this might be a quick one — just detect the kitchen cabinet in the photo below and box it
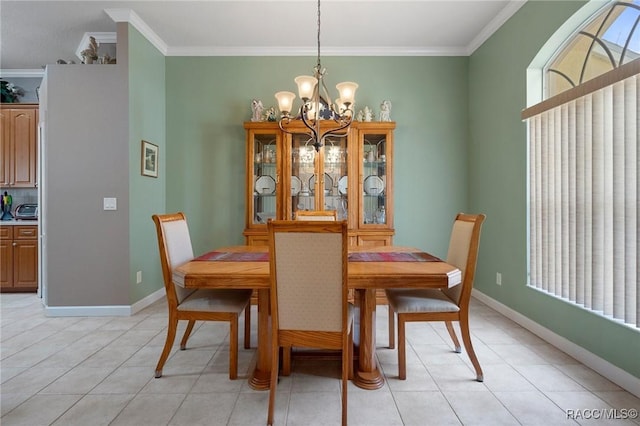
[243,121,395,246]
[0,225,38,292]
[0,104,38,188]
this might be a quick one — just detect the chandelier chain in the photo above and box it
[316,0,322,71]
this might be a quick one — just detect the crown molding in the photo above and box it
[166,45,469,57]
[104,8,168,55]
[465,0,527,55]
[0,69,45,78]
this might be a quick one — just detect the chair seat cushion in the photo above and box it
[178,288,252,313]
[385,288,459,313]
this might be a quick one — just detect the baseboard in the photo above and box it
[472,289,640,399]
[44,287,166,317]
[131,287,166,314]
[45,305,132,317]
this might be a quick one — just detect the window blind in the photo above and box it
[527,73,638,328]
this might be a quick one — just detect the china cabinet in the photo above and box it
[0,104,38,188]
[243,121,395,247]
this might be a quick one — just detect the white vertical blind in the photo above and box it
[528,74,639,328]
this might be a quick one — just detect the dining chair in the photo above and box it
[151,212,253,380]
[267,220,353,426]
[294,209,338,221]
[386,213,486,381]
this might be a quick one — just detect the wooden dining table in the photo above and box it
[172,244,461,390]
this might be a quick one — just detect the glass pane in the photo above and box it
[584,42,615,83]
[323,136,348,220]
[291,134,316,216]
[547,34,594,96]
[622,25,640,64]
[253,134,277,224]
[545,1,640,98]
[362,134,387,225]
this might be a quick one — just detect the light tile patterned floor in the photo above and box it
[1,293,638,425]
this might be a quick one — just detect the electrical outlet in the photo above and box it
[136,271,142,284]
[496,272,502,286]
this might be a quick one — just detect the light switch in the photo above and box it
[103,197,117,210]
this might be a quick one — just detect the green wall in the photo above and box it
[468,1,639,377]
[127,0,638,379]
[128,26,166,303]
[164,56,469,257]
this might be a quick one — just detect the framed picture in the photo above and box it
[141,140,158,178]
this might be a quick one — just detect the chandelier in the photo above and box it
[274,0,358,152]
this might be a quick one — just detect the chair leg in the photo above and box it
[155,315,178,378]
[397,315,406,380]
[267,339,280,425]
[244,305,251,349]
[445,321,461,353]
[459,315,483,382]
[180,320,196,350]
[388,305,395,349]
[282,346,292,376]
[229,316,238,380]
[342,334,349,426]
[348,327,354,380]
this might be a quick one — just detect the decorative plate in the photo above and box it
[364,175,385,195]
[338,176,348,195]
[309,173,333,193]
[255,175,276,194]
[291,176,302,196]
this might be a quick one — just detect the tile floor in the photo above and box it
[1,293,639,425]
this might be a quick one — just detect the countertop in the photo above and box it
[0,219,39,226]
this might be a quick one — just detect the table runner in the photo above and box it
[195,250,441,262]
[194,251,270,262]
[348,252,441,262]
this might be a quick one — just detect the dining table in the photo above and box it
[172,244,461,390]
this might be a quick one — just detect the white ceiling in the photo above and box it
[1,0,526,73]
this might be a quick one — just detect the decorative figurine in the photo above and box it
[379,100,392,121]
[363,106,373,122]
[251,99,264,122]
[265,106,277,122]
[81,36,99,64]
[356,109,365,122]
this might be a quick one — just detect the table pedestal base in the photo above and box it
[249,289,271,391]
[353,370,385,390]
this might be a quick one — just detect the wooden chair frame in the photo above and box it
[152,212,252,380]
[294,210,338,221]
[267,220,352,426]
[387,213,486,382]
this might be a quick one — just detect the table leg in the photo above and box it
[248,289,271,390]
[352,288,384,389]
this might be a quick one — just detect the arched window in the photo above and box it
[523,0,639,329]
[546,0,639,97]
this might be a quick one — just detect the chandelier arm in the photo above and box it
[320,118,353,141]
[299,105,321,150]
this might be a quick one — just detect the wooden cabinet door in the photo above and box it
[0,238,13,289]
[13,239,38,289]
[10,108,37,188]
[0,109,9,186]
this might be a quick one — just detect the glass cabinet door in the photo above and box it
[287,134,349,219]
[321,136,349,220]
[250,131,279,225]
[360,133,388,226]
[288,133,318,217]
